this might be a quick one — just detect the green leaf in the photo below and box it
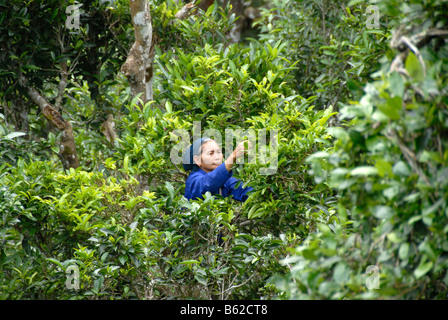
[165,181,175,199]
[4,132,26,139]
[194,268,208,285]
[123,155,129,172]
[75,39,84,50]
[165,101,172,113]
[180,260,200,267]
[306,151,329,162]
[333,262,349,284]
[375,159,392,177]
[419,151,443,164]
[119,255,128,265]
[422,198,444,219]
[248,204,261,219]
[372,205,394,219]
[22,64,41,70]
[378,96,402,120]
[414,260,433,279]
[418,240,437,262]
[399,243,409,260]
[392,161,410,177]
[389,71,404,97]
[46,258,64,269]
[348,0,364,5]
[205,1,215,16]
[387,232,402,243]
[351,166,378,176]
[405,52,424,83]
[94,277,104,292]
[143,148,151,165]
[301,248,318,261]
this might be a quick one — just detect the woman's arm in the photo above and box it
[225,140,251,172]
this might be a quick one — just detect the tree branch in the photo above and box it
[100,113,118,146]
[389,28,448,76]
[55,61,69,111]
[19,75,79,170]
[175,1,196,20]
[122,0,155,105]
[384,129,433,193]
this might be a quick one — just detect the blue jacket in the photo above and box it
[184,163,253,202]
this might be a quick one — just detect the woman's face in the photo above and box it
[193,140,223,173]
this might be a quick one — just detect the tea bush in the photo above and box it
[256,0,395,113]
[275,0,448,299]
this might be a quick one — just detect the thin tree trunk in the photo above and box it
[22,78,79,170]
[121,0,155,106]
[121,0,201,107]
[222,0,244,42]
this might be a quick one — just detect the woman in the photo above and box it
[182,137,253,202]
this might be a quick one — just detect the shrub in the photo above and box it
[275,0,448,299]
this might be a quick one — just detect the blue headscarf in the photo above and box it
[182,137,211,172]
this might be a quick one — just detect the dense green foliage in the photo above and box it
[1,0,447,300]
[257,0,393,112]
[275,0,448,299]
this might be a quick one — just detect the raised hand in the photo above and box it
[225,140,252,172]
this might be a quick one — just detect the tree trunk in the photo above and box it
[122,0,203,106]
[121,0,155,106]
[23,82,79,170]
[222,0,244,42]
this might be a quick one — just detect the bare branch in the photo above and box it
[389,28,448,77]
[401,36,426,77]
[55,61,69,111]
[100,113,118,145]
[20,75,79,170]
[175,1,196,20]
[384,129,432,190]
